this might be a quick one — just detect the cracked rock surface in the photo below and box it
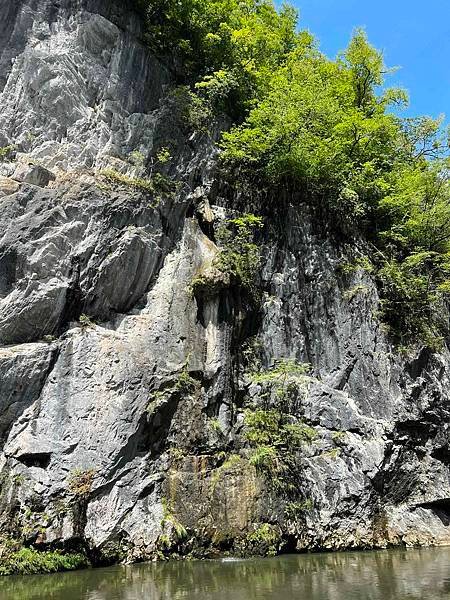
[1,0,450,562]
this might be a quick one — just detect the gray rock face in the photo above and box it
[12,162,55,187]
[1,0,450,564]
[0,0,170,171]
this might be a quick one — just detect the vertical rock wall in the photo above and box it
[1,0,450,563]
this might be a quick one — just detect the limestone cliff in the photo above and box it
[1,0,450,564]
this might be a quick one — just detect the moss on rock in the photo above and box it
[0,543,89,576]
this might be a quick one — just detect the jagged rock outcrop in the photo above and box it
[1,0,450,564]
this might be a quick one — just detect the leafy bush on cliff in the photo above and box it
[191,214,263,299]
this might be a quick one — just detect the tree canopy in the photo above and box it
[138,0,450,348]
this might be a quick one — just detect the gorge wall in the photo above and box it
[1,0,450,564]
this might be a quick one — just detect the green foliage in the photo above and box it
[168,447,186,463]
[245,409,282,447]
[67,468,96,499]
[244,409,316,451]
[249,359,312,415]
[149,147,172,177]
[244,407,317,488]
[219,453,242,469]
[129,150,145,166]
[138,0,301,117]
[379,164,450,253]
[331,431,347,443]
[244,360,316,509]
[160,497,188,542]
[209,417,223,434]
[322,448,341,459]
[244,523,281,556]
[20,505,51,541]
[399,115,450,161]
[283,422,317,445]
[377,255,448,348]
[148,365,198,412]
[343,284,369,302]
[156,147,171,164]
[338,255,374,276]
[78,314,95,329]
[219,22,450,347]
[284,498,313,519]
[42,334,56,343]
[215,214,264,291]
[0,145,15,162]
[165,85,212,131]
[100,169,154,192]
[248,444,278,473]
[191,213,263,298]
[12,474,26,486]
[373,164,450,344]
[221,28,407,215]
[250,358,311,385]
[0,545,88,576]
[245,359,315,485]
[99,168,179,200]
[136,1,450,346]
[175,364,197,393]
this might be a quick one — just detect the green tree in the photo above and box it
[138,1,450,347]
[220,25,450,346]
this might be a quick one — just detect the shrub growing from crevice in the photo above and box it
[66,468,96,540]
[244,406,316,493]
[239,523,282,557]
[67,469,96,500]
[78,314,96,329]
[156,497,188,555]
[191,213,263,300]
[245,408,316,477]
[0,145,15,162]
[243,359,316,519]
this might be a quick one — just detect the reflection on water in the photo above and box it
[2,547,450,600]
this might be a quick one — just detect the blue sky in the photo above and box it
[293,0,450,120]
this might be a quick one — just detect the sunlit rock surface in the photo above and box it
[1,0,450,563]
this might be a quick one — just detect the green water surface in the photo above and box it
[2,547,450,600]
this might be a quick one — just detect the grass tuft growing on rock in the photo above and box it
[99,168,180,201]
[99,169,154,193]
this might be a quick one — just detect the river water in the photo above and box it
[2,547,450,600]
